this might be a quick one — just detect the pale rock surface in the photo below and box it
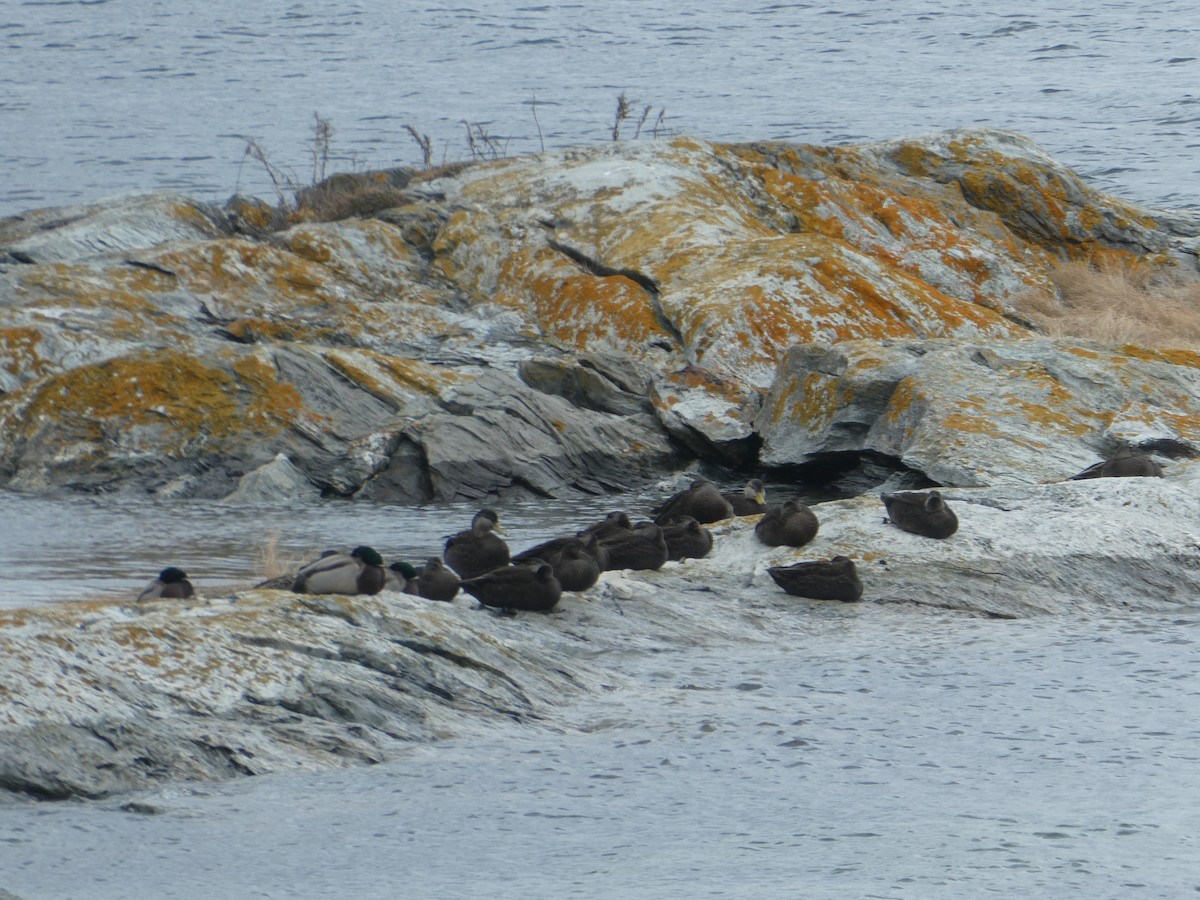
[757,337,1200,485]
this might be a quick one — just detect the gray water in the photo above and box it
[2,608,1197,898]
[3,1,1200,217]
[0,489,652,608]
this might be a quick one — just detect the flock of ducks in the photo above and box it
[136,449,1166,610]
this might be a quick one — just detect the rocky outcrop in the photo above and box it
[2,128,1200,499]
[1,473,1197,800]
[757,337,1200,485]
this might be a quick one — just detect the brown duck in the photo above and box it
[768,556,863,602]
[881,490,959,539]
[755,498,820,548]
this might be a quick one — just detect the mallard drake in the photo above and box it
[724,478,767,515]
[653,479,734,525]
[444,508,510,578]
[755,498,820,548]
[768,556,863,602]
[599,521,669,571]
[137,566,195,601]
[412,557,461,602]
[881,490,959,539]
[384,561,419,593]
[661,516,713,561]
[292,546,387,595]
[1070,447,1164,480]
[460,561,562,613]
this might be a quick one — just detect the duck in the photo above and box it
[292,546,387,595]
[513,534,606,591]
[755,498,820,548]
[767,556,863,602]
[1070,447,1164,480]
[460,561,562,613]
[723,478,767,516]
[137,566,195,601]
[384,561,419,593]
[576,511,633,541]
[653,479,734,525]
[661,516,713,561]
[599,521,670,571]
[411,557,461,602]
[881,490,959,539]
[444,508,510,579]
[550,542,603,591]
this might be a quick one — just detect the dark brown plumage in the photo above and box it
[881,490,959,539]
[654,479,735,525]
[513,534,605,591]
[137,566,195,601]
[724,478,767,516]
[413,557,461,602]
[768,556,863,603]
[444,508,510,578]
[460,562,563,613]
[599,521,669,571]
[1070,448,1164,480]
[661,516,714,561]
[755,498,820,548]
[577,511,633,541]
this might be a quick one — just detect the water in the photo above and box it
[2,609,1197,898]
[0,489,647,608]
[3,1,1200,218]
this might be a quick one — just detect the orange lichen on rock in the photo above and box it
[11,349,306,454]
[0,327,44,377]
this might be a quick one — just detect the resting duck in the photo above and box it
[444,508,510,578]
[513,535,605,591]
[653,479,734,526]
[384,561,420,593]
[755,498,820,548]
[137,566,195,601]
[661,516,713,561]
[767,556,863,602]
[881,490,959,539]
[292,546,387,595]
[460,561,563,613]
[412,557,461,602]
[723,478,767,516]
[1070,447,1164,480]
[599,521,670,571]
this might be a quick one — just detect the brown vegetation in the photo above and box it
[1015,256,1200,350]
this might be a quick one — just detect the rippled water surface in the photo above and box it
[3,1,1200,215]
[0,489,658,607]
[2,609,1198,898]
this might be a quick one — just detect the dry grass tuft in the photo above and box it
[257,530,312,581]
[295,182,409,223]
[1015,256,1200,350]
